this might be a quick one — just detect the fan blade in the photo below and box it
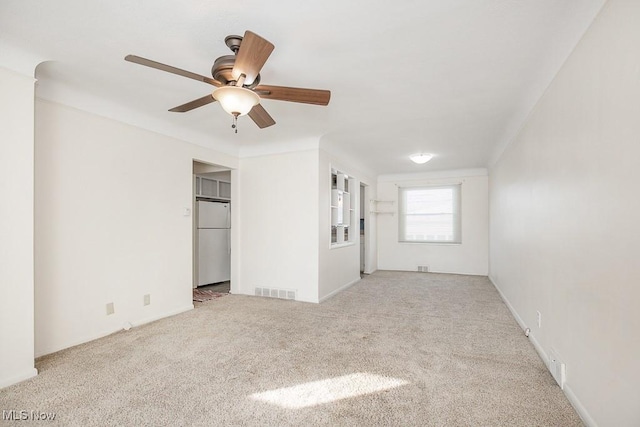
[248,103,276,129]
[254,85,331,105]
[232,31,274,85]
[169,94,216,112]
[125,55,222,87]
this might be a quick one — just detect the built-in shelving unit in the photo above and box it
[195,175,231,201]
[331,169,355,246]
[370,199,395,214]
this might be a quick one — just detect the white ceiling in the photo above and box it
[1,0,605,175]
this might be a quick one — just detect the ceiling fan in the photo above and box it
[125,31,331,132]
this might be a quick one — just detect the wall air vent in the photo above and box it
[254,287,296,300]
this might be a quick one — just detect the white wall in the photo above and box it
[0,67,38,388]
[489,1,640,425]
[377,170,488,275]
[237,150,319,303]
[318,149,377,301]
[34,100,237,357]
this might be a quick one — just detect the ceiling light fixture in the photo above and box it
[212,86,260,116]
[212,86,260,133]
[409,153,433,164]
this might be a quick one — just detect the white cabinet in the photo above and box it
[343,192,351,226]
[195,176,231,201]
[219,181,231,199]
[331,190,344,225]
[331,169,355,246]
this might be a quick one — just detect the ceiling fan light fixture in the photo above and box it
[409,153,434,164]
[212,86,260,116]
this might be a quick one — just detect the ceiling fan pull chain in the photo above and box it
[232,112,238,133]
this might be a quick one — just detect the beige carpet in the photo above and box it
[0,271,582,426]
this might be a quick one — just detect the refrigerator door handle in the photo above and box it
[228,230,231,255]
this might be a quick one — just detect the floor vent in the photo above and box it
[417,266,429,273]
[255,287,296,300]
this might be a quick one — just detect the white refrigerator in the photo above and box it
[197,201,230,286]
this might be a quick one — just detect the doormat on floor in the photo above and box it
[193,289,227,302]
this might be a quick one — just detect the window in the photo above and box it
[399,185,461,243]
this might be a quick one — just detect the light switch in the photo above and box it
[183,208,191,217]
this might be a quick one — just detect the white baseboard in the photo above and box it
[488,275,597,427]
[489,275,527,330]
[36,304,195,358]
[319,277,361,303]
[131,304,194,328]
[0,368,38,389]
[379,267,487,276]
[564,384,598,427]
[36,328,121,358]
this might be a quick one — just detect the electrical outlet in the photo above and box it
[143,294,151,306]
[106,302,115,315]
[536,310,542,328]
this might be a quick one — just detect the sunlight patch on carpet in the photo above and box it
[250,373,409,409]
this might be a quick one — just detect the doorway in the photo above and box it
[192,161,233,304]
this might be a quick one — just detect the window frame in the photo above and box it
[398,184,462,244]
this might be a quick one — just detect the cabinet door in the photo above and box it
[219,181,231,199]
[200,178,218,198]
[195,176,201,196]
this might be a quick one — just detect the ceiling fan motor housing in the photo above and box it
[211,54,260,88]
[224,34,243,53]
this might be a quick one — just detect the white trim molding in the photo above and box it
[489,275,597,427]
